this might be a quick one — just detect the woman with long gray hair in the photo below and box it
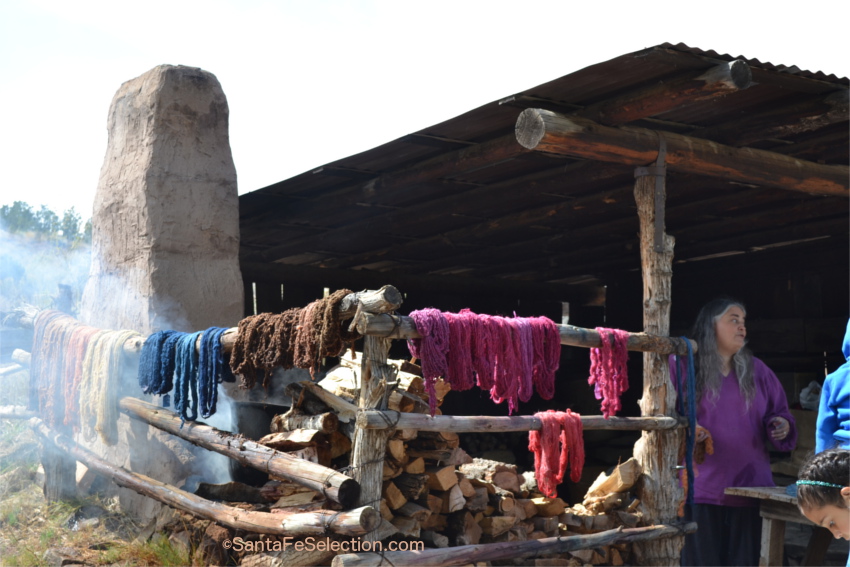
[676,297,797,566]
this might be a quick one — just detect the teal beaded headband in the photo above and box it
[797,480,844,489]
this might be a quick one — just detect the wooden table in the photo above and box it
[725,486,833,566]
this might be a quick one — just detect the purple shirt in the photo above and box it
[671,356,797,507]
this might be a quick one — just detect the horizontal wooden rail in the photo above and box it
[30,418,379,537]
[356,411,682,432]
[331,522,697,567]
[356,313,697,355]
[119,397,360,507]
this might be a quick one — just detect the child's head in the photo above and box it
[797,449,850,540]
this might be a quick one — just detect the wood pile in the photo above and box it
[554,458,643,566]
[211,351,651,566]
[256,352,587,563]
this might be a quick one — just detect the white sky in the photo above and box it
[1,0,848,219]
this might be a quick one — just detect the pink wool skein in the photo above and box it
[588,327,630,418]
[530,316,560,400]
[445,311,475,391]
[407,308,450,415]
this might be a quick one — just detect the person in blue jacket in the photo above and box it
[817,319,850,453]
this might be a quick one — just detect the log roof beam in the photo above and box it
[577,60,754,126]
[516,109,849,197]
[690,89,849,146]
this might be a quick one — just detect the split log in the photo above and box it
[424,493,444,516]
[270,410,338,435]
[438,485,466,514]
[356,313,697,355]
[407,447,473,465]
[331,523,697,567]
[358,411,682,432]
[455,474,476,498]
[30,418,377,536]
[459,458,521,493]
[515,108,848,197]
[287,382,359,423]
[382,481,407,510]
[465,487,490,513]
[422,513,448,531]
[404,457,426,474]
[532,516,560,535]
[387,439,406,463]
[118,397,359,507]
[379,499,393,520]
[396,501,432,523]
[421,530,450,548]
[585,458,642,499]
[393,473,430,501]
[479,515,517,537]
[329,431,352,459]
[258,429,327,450]
[446,511,482,546]
[488,489,516,514]
[517,499,539,519]
[533,497,567,518]
[391,516,421,538]
[426,465,459,491]
[370,519,399,541]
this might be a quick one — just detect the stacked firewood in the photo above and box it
[556,458,643,566]
[255,353,646,566]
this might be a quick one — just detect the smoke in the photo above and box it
[0,228,91,315]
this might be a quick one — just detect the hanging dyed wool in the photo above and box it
[588,327,630,419]
[490,316,522,414]
[29,310,78,427]
[229,289,361,388]
[469,311,494,390]
[407,309,562,415]
[511,317,535,403]
[137,330,182,397]
[444,311,475,391]
[79,329,142,445]
[174,331,203,423]
[198,326,233,418]
[407,308,450,416]
[63,325,103,430]
[528,409,585,498]
[530,316,560,400]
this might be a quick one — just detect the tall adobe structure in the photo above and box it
[80,65,243,521]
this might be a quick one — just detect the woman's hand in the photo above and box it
[769,416,790,441]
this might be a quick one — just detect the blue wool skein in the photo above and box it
[198,327,231,419]
[174,331,202,424]
[676,338,698,506]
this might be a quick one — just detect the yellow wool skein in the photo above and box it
[79,329,141,446]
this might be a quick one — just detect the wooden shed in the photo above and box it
[236,42,848,564]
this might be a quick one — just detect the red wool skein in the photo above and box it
[529,409,585,498]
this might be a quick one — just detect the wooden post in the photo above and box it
[631,164,684,565]
[350,335,393,542]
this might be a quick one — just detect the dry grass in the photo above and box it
[0,406,192,567]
